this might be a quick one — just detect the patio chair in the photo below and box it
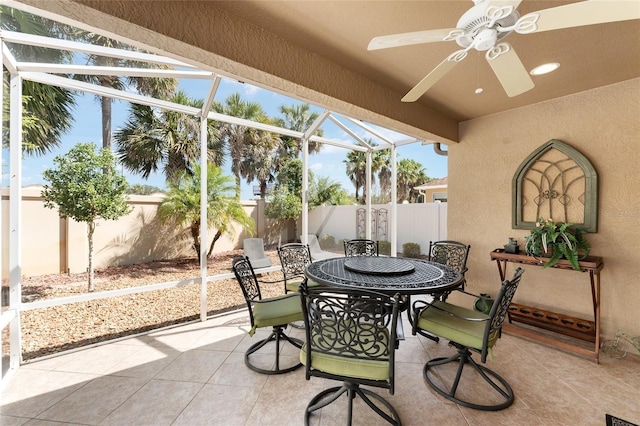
[277,243,320,294]
[242,238,272,269]
[231,256,304,375]
[299,285,402,425]
[343,238,379,257]
[428,240,471,300]
[303,234,334,261]
[408,240,471,342]
[411,267,524,411]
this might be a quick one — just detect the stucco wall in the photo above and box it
[449,78,640,339]
[2,188,259,277]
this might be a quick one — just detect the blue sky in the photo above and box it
[4,76,447,200]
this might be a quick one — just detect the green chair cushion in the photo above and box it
[300,320,390,381]
[251,294,304,335]
[285,278,320,293]
[417,301,496,351]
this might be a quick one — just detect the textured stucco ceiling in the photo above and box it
[14,0,640,145]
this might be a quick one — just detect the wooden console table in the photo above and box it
[490,250,604,363]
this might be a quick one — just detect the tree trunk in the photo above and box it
[87,221,95,292]
[235,174,241,199]
[190,221,201,261]
[207,230,223,258]
[260,180,267,199]
[101,96,112,149]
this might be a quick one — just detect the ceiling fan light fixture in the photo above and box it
[530,62,560,76]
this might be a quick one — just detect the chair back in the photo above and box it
[232,256,262,324]
[306,234,323,253]
[482,267,525,358]
[300,286,400,391]
[243,238,272,268]
[428,240,471,275]
[343,239,379,257]
[278,243,312,285]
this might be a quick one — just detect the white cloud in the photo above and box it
[317,143,350,155]
[310,162,323,171]
[243,84,261,96]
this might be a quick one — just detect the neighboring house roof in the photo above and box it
[414,177,448,191]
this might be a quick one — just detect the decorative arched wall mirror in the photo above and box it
[512,139,598,232]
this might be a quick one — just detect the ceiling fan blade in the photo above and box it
[487,0,521,8]
[485,43,534,98]
[523,0,640,33]
[368,28,459,51]
[402,51,467,102]
[486,0,523,19]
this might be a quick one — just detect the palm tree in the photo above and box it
[113,91,224,181]
[309,176,345,207]
[344,149,367,203]
[215,93,270,198]
[397,159,429,202]
[376,149,392,203]
[157,163,255,260]
[241,120,281,198]
[1,6,76,156]
[273,103,324,159]
[343,140,384,204]
[73,33,177,148]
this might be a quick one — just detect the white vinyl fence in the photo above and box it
[308,202,447,254]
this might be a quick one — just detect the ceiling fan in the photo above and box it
[368,0,640,101]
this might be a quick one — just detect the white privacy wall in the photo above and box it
[308,203,447,254]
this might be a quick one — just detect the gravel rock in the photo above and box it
[15,250,287,361]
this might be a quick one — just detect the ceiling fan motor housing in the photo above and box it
[455,2,519,50]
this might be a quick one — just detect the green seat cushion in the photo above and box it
[285,278,320,293]
[252,294,304,332]
[300,320,390,381]
[417,301,496,351]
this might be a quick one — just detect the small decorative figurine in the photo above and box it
[504,237,519,254]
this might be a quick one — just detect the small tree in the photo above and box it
[42,142,131,292]
[265,185,303,239]
[265,159,308,239]
[157,163,255,260]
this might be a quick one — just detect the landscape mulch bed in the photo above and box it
[11,249,287,361]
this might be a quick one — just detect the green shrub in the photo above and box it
[319,234,336,248]
[378,240,391,256]
[402,242,421,258]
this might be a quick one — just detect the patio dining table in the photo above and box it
[305,256,463,340]
[305,256,463,296]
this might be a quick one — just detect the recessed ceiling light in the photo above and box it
[530,62,560,76]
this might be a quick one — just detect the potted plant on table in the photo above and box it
[525,218,591,271]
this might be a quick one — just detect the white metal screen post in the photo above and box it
[199,115,208,321]
[390,144,397,257]
[9,70,23,369]
[199,77,219,321]
[365,150,372,239]
[301,111,330,243]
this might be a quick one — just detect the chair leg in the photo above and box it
[408,295,440,343]
[423,347,514,411]
[304,382,401,426]
[244,326,303,375]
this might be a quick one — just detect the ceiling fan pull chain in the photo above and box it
[475,51,483,94]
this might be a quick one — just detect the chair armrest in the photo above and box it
[417,300,491,323]
[453,289,495,303]
[252,293,300,304]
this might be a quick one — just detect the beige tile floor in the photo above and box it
[1,310,638,426]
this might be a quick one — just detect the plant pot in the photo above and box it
[538,247,553,258]
[473,293,494,315]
